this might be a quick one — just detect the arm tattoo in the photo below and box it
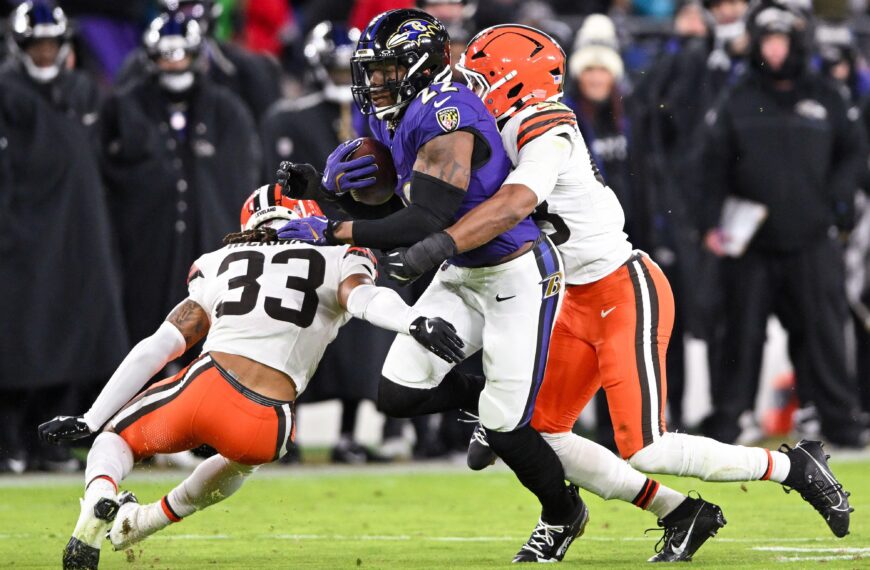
[416,131,473,189]
[167,299,210,349]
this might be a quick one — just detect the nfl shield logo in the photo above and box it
[436,107,460,132]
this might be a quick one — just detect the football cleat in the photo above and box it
[780,439,852,537]
[513,486,589,563]
[108,491,149,551]
[63,496,119,570]
[467,423,497,471]
[648,495,726,562]
[62,537,100,570]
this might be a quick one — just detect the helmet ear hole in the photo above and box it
[507,83,524,99]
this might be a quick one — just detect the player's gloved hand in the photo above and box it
[38,415,92,444]
[322,139,378,198]
[385,232,458,285]
[277,216,338,245]
[409,316,465,364]
[277,161,321,199]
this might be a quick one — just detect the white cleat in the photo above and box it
[109,492,149,551]
[63,495,119,569]
[109,491,177,551]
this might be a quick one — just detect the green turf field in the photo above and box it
[1,460,867,569]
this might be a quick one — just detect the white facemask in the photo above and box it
[21,41,70,84]
[159,71,195,93]
[23,56,60,83]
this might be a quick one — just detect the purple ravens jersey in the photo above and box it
[368,81,540,266]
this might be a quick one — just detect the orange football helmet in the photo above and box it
[239,184,323,231]
[456,25,566,121]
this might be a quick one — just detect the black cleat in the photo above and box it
[513,486,589,563]
[63,537,100,570]
[467,423,497,471]
[648,495,726,562]
[780,439,852,537]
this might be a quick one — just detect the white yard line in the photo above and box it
[151,534,230,540]
[777,554,866,562]
[754,546,870,553]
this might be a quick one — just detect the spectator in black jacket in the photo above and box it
[816,22,870,425]
[0,2,128,472]
[116,0,282,123]
[101,11,259,354]
[699,1,866,447]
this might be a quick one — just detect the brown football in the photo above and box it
[346,137,397,206]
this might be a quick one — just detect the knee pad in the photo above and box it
[376,377,428,418]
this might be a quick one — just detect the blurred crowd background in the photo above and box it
[1,0,869,474]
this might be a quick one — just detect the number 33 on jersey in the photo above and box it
[185,242,377,395]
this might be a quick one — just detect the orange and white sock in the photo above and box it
[639,479,686,519]
[760,449,791,483]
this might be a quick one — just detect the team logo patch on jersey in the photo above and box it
[436,106,461,132]
[540,270,563,299]
[385,19,440,49]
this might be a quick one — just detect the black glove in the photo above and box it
[38,415,92,444]
[385,232,458,285]
[277,161,324,200]
[409,316,465,364]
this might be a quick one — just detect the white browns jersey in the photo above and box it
[501,101,633,285]
[186,241,377,395]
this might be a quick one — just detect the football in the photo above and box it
[346,137,397,206]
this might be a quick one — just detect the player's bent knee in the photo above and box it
[381,333,449,390]
[627,433,689,477]
[540,431,570,451]
[628,440,670,474]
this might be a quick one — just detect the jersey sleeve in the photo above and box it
[185,254,211,310]
[408,85,485,152]
[339,246,378,281]
[514,103,578,153]
[503,129,573,204]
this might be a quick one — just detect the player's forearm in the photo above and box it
[446,184,538,253]
[345,283,422,334]
[334,193,405,221]
[334,171,466,248]
[82,322,186,431]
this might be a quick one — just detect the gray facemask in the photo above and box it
[159,70,195,93]
[21,42,70,84]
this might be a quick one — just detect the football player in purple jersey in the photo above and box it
[275,8,587,563]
